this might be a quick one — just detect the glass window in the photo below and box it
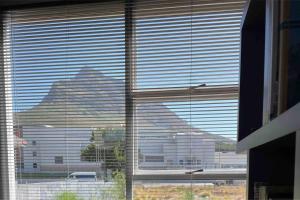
[4,2,125,199]
[54,156,63,164]
[132,2,246,199]
[144,156,164,162]
[2,0,245,199]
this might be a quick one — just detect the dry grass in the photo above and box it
[133,184,246,200]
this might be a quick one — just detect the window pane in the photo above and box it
[54,156,63,164]
[135,98,247,171]
[5,2,126,199]
[134,0,244,90]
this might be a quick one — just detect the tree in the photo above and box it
[80,128,125,172]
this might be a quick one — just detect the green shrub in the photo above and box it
[112,170,126,200]
[183,190,194,200]
[56,191,82,200]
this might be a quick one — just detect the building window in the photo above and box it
[32,152,37,157]
[54,156,63,164]
[186,160,193,166]
[179,160,184,165]
[144,156,164,162]
[186,159,197,166]
[197,160,202,165]
[32,140,36,145]
[33,163,37,168]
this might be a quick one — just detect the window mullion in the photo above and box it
[132,85,239,101]
[133,170,246,181]
[125,0,136,199]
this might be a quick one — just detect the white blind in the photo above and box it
[131,0,246,175]
[1,0,246,199]
[131,0,246,198]
[3,2,127,200]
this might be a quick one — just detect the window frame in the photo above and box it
[33,163,38,169]
[0,1,247,200]
[127,2,246,182]
[1,14,17,200]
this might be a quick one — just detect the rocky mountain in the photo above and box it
[15,67,234,144]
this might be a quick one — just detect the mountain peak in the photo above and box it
[77,66,101,76]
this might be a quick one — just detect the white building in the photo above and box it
[19,125,246,173]
[139,132,215,170]
[214,152,247,169]
[21,126,98,173]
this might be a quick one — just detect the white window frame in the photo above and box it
[0,2,247,200]
[1,16,17,200]
[125,3,247,182]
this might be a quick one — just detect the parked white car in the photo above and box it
[67,172,97,182]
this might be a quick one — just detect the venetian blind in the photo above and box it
[131,1,246,198]
[2,2,127,199]
[131,0,246,178]
[1,0,247,199]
